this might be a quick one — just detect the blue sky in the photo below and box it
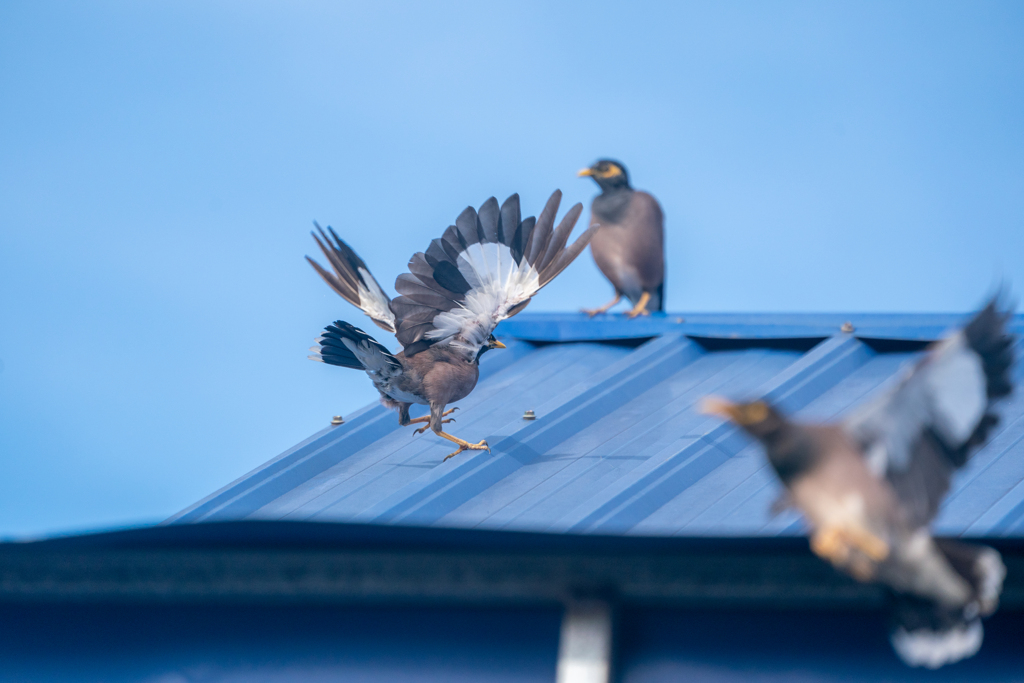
[1,1,1022,537]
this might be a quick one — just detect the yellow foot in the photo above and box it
[625,291,652,319]
[846,525,890,562]
[581,294,622,318]
[848,556,876,582]
[811,527,850,565]
[811,525,889,568]
[443,439,489,462]
[408,407,458,434]
[413,418,454,436]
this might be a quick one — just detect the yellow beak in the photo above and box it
[698,396,739,420]
[491,339,507,349]
[577,168,594,177]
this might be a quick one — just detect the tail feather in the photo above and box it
[309,321,400,374]
[888,540,1005,669]
[890,614,982,669]
[935,539,1005,615]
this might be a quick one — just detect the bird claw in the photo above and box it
[581,307,607,318]
[811,525,889,572]
[811,527,851,565]
[413,425,429,436]
[442,439,489,462]
[443,407,459,417]
[625,307,651,319]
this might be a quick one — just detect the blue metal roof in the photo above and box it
[171,313,1024,538]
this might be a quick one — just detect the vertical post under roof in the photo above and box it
[556,600,613,683]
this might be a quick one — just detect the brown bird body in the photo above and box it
[589,191,664,310]
[780,424,974,610]
[579,160,665,318]
[702,297,1015,668]
[306,191,593,461]
[384,343,481,432]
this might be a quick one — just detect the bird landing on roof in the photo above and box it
[306,191,593,461]
[701,295,1016,668]
[578,159,665,319]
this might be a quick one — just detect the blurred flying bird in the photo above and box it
[306,191,592,461]
[578,159,664,318]
[702,297,1016,668]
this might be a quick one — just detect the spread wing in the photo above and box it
[843,298,1015,528]
[306,223,396,333]
[391,190,593,357]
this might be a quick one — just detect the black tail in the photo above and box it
[888,540,1004,668]
[308,321,400,372]
[889,595,982,669]
[653,281,665,312]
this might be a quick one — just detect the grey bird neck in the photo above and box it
[592,186,633,224]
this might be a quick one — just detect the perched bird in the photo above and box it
[578,159,664,318]
[701,298,1015,668]
[306,191,592,461]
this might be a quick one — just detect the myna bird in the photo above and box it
[702,298,1014,668]
[578,159,664,318]
[306,191,592,461]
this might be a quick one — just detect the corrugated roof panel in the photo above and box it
[264,341,634,523]
[441,344,804,532]
[171,313,1024,539]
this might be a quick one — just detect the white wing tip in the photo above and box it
[890,621,983,669]
[308,354,324,362]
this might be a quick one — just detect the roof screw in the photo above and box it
[523,409,536,421]
[330,415,344,426]
[841,322,855,334]
[675,317,685,324]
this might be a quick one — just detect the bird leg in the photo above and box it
[581,293,621,317]
[845,524,890,562]
[811,526,851,565]
[811,524,890,571]
[418,404,489,461]
[436,431,490,462]
[410,407,458,434]
[625,291,652,319]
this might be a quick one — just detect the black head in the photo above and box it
[700,396,817,484]
[474,335,507,363]
[578,159,631,192]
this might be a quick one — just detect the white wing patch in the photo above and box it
[356,267,396,330]
[426,243,540,356]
